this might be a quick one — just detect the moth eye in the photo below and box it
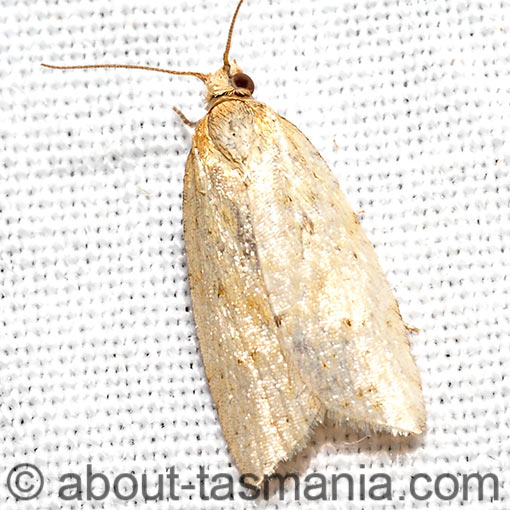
[232,73,255,94]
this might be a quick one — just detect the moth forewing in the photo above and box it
[183,117,324,478]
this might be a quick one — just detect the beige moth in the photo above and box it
[43,0,425,482]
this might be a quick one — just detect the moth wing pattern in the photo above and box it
[244,102,426,436]
[182,100,324,479]
[183,98,425,478]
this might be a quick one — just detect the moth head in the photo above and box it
[204,60,255,106]
[203,0,255,107]
[41,0,255,111]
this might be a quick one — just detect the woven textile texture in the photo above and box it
[1,0,509,508]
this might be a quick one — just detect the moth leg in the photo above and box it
[343,434,370,445]
[172,106,197,128]
[404,322,420,333]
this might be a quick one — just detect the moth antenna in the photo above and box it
[223,0,245,75]
[41,63,208,83]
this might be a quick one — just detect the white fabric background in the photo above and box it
[1,0,509,508]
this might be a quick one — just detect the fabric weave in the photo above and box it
[1,0,509,508]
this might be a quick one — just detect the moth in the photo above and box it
[43,0,425,481]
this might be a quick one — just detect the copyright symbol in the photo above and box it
[6,463,44,500]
